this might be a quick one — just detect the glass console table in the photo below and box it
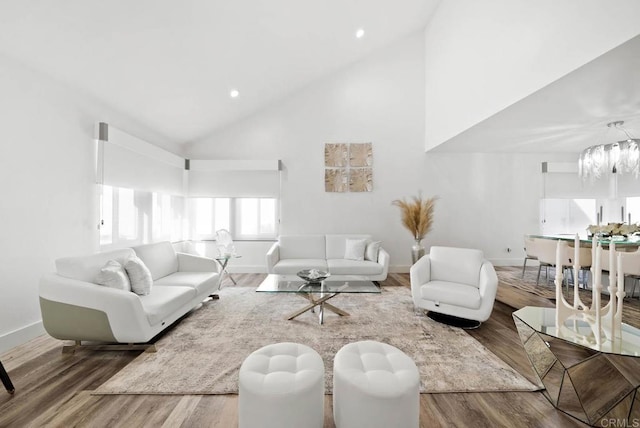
[513,306,640,426]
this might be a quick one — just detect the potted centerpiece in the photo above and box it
[392,194,437,264]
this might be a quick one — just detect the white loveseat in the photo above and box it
[39,241,220,350]
[410,246,498,323]
[266,234,389,282]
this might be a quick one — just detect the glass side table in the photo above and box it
[1,360,14,394]
[215,254,241,286]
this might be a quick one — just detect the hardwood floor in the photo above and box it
[0,272,586,427]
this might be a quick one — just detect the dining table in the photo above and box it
[528,234,640,249]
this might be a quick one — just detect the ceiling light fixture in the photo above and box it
[578,121,640,183]
[230,89,240,98]
[355,28,365,39]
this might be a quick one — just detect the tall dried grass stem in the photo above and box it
[392,195,437,240]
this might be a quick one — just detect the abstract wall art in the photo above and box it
[324,142,373,192]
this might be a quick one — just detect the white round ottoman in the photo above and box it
[238,342,325,428]
[333,340,420,428]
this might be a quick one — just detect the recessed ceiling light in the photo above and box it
[230,89,240,98]
[355,28,365,39]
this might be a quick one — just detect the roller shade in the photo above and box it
[99,123,185,195]
[542,161,609,198]
[188,160,281,198]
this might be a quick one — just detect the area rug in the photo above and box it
[94,286,539,395]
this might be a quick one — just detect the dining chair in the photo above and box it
[600,248,640,299]
[534,239,591,289]
[522,235,539,278]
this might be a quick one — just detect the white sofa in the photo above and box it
[39,241,220,349]
[410,246,498,323]
[266,234,389,282]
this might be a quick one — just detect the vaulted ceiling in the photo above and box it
[432,33,640,154]
[0,0,440,143]
[2,1,638,154]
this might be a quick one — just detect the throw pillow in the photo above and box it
[95,260,131,291]
[344,238,367,261]
[124,256,153,296]
[365,240,381,262]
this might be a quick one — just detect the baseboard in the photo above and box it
[227,261,529,274]
[225,266,268,274]
[489,258,534,267]
[0,321,46,354]
[228,266,416,274]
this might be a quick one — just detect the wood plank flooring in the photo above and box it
[0,271,587,427]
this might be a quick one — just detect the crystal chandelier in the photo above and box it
[578,121,640,182]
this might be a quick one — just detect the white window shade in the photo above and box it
[188,160,281,198]
[542,161,609,199]
[99,124,185,195]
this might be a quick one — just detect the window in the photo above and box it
[118,187,137,240]
[189,197,278,240]
[100,185,185,249]
[540,198,596,235]
[627,197,640,223]
[237,198,276,238]
[99,185,113,246]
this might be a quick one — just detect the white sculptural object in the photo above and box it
[554,235,625,350]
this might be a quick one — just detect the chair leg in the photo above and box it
[0,361,14,394]
[632,278,639,299]
[522,258,527,278]
[568,268,575,292]
[536,265,542,285]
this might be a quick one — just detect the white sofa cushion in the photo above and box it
[154,271,219,295]
[327,259,383,275]
[365,241,381,262]
[419,280,482,309]
[272,259,328,274]
[325,234,371,259]
[344,238,367,261]
[278,235,326,259]
[56,248,135,283]
[125,257,153,296]
[430,246,483,288]
[95,260,131,291]
[132,241,179,281]
[138,286,195,326]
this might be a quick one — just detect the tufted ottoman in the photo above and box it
[333,340,420,428]
[238,342,325,428]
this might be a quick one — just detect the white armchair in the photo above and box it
[410,246,498,324]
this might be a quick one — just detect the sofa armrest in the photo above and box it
[266,242,280,273]
[39,273,150,342]
[377,247,390,276]
[409,255,431,300]
[177,252,219,273]
[479,260,498,300]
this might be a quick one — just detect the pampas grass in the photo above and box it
[392,194,437,240]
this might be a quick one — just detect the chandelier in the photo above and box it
[578,121,640,182]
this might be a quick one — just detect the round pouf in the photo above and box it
[333,340,420,428]
[239,342,325,428]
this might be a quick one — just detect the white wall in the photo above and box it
[187,32,573,271]
[423,0,640,150]
[0,54,182,353]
